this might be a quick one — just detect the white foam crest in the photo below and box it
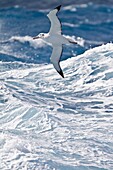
[0,43,113,170]
[10,35,46,49]
[63,22,75,27]
[63,5,77,12]
[63,4,88,12]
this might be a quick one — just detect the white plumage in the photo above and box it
[47,6,62,35]
[33,5,77,78]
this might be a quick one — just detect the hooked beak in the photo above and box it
[33,36,39,40]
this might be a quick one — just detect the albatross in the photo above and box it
[33,5,77,78]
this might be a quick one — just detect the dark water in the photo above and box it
[0,2,113,170]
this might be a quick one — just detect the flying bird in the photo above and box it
[33,5,77,78]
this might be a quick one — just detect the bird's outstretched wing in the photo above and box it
[47,5,62,35]
[50,45,64,78]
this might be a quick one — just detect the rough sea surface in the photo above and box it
[0,2,113,170]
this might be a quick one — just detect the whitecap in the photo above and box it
[10,35,46,49]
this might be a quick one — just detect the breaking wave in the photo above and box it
[0,43,113,170]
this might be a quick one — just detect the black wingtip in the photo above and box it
[55,5,61,11]
[58,69,64,78]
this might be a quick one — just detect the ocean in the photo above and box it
[0,2,113,170]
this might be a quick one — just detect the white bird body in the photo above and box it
[42,33,70,46]
[33,5,77,78]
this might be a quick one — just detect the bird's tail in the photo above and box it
[65,36,77,44]
[69,40,77,44]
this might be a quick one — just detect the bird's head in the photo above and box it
[33,33,45,40]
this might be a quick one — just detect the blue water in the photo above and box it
[0,3,113,170]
